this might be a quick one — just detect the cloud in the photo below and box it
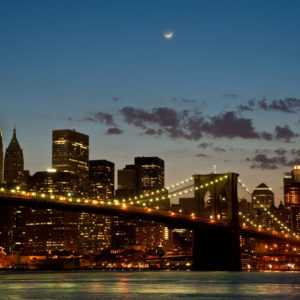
[143,128,163,136]
[106,127,123,135]
[196,153,210,157]
[246,148,300,170]
[239,98,300,114]
[71,111,116,126]
[246,154,286,170]
[201,111,261,139]
[171,97,197,104]
[198,142,213,149]
[274,125,298,143]
[274,148,287,156]
[222,93,238,99]
[120,107,272,141]
[214,147,226,152]
[237,105,254,112]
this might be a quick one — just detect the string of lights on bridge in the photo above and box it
[1,175,298,239]
[0,175,229,215]
[238,178,299,239]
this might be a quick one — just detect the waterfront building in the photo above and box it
[291,206,300,234]
[113,156,168,251]
[78,160,114,254]
[52,129,89,182]
[14,169,81,255]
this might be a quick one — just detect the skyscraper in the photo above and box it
[116,164,139,198]
[13,169,81,255]
[52,129,89,182]
[78,160,114,254]
[252,183,274,209]
[134,156,165,194]
[284,166,300,209]
[4,127,24,184]
[0,130,3,183]
[252,183,274,228]
[88,160,114,200]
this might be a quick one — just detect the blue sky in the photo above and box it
[1,0,300,202]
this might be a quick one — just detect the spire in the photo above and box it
[6,126,22,152]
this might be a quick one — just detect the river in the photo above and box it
[1,271,300,299]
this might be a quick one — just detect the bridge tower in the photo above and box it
[192,173,241,271]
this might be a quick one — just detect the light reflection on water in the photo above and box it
[1,271,300,299]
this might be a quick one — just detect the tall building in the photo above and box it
[28,170,80,196]
[284,166,300,209]
[252,183,274,209]
[113,157,168,252]
[4,127,24,185]
[135,156,164,194]
[88,160,114,200]
[252,183,274,228]
[78,160,114,254]
[116,165,138,198]
[52,129,89,182]
[0,130,3,183]
[13,169,81,255]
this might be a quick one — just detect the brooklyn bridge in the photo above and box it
[1,172,299,271]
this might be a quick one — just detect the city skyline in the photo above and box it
[2,0,300,202]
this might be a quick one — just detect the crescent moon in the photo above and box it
[164,31,174,39]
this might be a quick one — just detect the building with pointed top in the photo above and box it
[252,183,274,209]
[4,127,24,184]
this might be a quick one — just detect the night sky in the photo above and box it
[1,0,300,203]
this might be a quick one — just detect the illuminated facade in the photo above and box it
[78,213,112,254]
[79,160,114,254]
[252,183,274,228]
[284,166,300,209]
[52,129,89,182]
[135,156,164,194]
[113,157,167,251]
[28,170,80,196]
[0,130,3,183]
[13,169,81,255]
[4,127,24,184]
[116,165,138,198]
[136,223,173,253]
[252,183,274,209]
[88,160,114,200]
[291,207,300,234]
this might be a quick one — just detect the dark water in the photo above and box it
[0,271,300,299]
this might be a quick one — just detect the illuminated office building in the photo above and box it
[28,169,80,196]
[4,127,24,185]
[52,129,89,182]
[88,160,114,200]
[78,160,114,254]
[284,166,300,209]
[134,156,164,194]
[113,157,168,251]
[252,183,274,228]
[116,165,138,198]
[13,169,81,255]
[252,183,274,209]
